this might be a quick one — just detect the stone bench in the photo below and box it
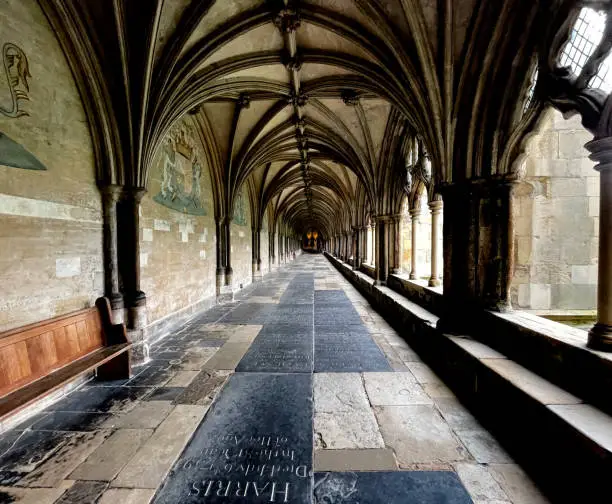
[0,297,131,422]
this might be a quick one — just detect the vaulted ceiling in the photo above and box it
[40,0,595,238]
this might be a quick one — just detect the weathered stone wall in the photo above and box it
[0,0,103,331]
[140,116,217,325]
[512,109,598,313]
[230,184,252,291]
[261,228,270,274]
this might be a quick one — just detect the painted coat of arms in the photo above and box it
[154,122,207,216]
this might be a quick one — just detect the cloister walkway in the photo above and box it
[0,255,547,503]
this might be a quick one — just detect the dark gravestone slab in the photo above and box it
[29,411,112,432]
[48,386,151,413]
[126,365,178,388]
[313,471,473,504]
[145,387,185,402]
[174,370,229,406]
[315,339,392,373]
[236,338,313,373]
[55,480,108,504]
[219,304,274,324]
[0,430,87,485]
[153,373,313,504]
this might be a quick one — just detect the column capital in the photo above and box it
[123,186,147,203]
[586,136,612,172]
[100,184,123,203]
[409,207,421,218]
[428,200,443,213]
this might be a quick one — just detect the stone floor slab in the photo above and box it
[165,370,199,387]
[488,464,550,503]
[313,471,473,504]
[363,372,433,406]
[375,405,470,466]
[313,373,370,413]
[315,410,385,449]
[98,488,157,504]
[173,370,230,406]
[106,401,174,429]
[203,342,251,370]
[0,481,73,503]
[454,429,513,464]
[112,405,208,489]
[455,463,509,502]
[314,448,397,471]
[55,480,108,503]
[70,429,152,481]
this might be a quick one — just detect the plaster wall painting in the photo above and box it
[0,42,47,171]
[153,121,208,216]
[233,186,247,226]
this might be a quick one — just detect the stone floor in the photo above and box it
[0,254,550,503]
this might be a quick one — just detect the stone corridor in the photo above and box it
[0,255,548,503]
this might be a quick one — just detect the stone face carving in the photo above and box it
[0,43,46,171]
[153,122,208,216]
[1,43,31,119]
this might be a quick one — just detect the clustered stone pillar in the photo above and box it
[390,215,401,275]
[428,199,443,287]
[215,218,224,296]
[353,227,360,269]
[409,207,420,280]
[375,217,388,285]
[101,185,124,324]
[586,136,612,350]
[437,177,515,332]
[252,227,262,281]
[371,221,376,266]
[120,186,148,364]
[270,231,276,270]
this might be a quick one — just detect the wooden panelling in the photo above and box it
[0,308,105,398]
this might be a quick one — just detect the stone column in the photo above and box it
[215,218,224,296]
[251,228,257,279]
[409,208,421,280]
[353,228,360,269]
[224,219,232,288]
[428,200,443,287]
[121,187,148,365]
[101,185,124,324]
[390,215,401,275]
[257,229,263,275]
[375,218,388,285]
[586,137,612,350]
[371,222,376,265]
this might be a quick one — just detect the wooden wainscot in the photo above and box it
[0,297,132,421]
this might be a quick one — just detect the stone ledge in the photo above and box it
[374,260,612,419]
[325,252,612,502]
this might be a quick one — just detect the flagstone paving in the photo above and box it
[0,255,549,503]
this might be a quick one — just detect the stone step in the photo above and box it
[326,252,612,502]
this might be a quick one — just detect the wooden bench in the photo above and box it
[0,297,131,421]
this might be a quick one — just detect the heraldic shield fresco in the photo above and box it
[153,121,208,216]
[233,186,247,226]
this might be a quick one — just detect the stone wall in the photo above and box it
[140,117,218,326]
[229,185,252,290]
[0,0,103,331]
[512,109,598,313]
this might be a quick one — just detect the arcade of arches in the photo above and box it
[1,0,612,502]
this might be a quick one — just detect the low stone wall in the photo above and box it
[325,252,612,502]
[327,252,612,416]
